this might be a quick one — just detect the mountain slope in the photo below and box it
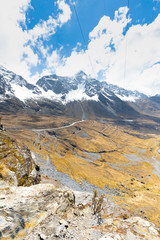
[0,65,158,120]
[0,130,40,186]
[36,71,147,104]
[0,65,41,101]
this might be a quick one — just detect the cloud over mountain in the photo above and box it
[51,7,160,95]
[0,1,160,95]
[0,0,71,82]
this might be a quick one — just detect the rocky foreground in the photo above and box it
[0,178,160,240]
[0,131,40,186]
[0,130,160,239]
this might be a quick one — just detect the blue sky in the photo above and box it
[0,0,160,95]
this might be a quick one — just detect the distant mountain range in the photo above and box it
[0,65,159,119]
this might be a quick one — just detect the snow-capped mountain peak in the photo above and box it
[0,65,42,101]
[0,65,148,106]
[75,71,88,80]
[1,65,155,119]
[107,84,147,102]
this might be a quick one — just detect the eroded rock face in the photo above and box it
[0,182,160,240]
[99,217,160,240]
[0,130,160,239]
[0,184,75,239]
[0,132,40,186]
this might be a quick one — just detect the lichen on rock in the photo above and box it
[0,131,40,186]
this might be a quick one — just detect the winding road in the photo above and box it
[32,119,86,132]
[32,101,87,132]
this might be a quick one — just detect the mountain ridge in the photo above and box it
[0,65,159,120]
[0,65,147,103]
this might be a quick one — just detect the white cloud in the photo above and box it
[49,7,160,95]
[0,0,32,79]
[26,16,57,43]
[26,0,72,44]
[57,0,72,24]
[0,0,72,82]
[46,50,61,69]
[52,7,129,77]
[106,14,160,95]
[1,1,160,96]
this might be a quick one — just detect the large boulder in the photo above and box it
[0,184,75,239]
[0,131,40,186]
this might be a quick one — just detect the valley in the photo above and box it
[0,0,160,236]
[2,113,160,228]
[1,66,160,239]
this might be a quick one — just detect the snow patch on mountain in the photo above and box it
[64,84,99,103]
[101,90,114,102]
[11,84,38,101]
[0,96,5,102]
[40,89,63,102]
[10,84,63,102]
[0,65,149,106]
[116,94,139,102]
[0,65,13,80]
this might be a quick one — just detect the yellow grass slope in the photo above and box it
[5,116,160,226]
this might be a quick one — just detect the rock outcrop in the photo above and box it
[0,183,75,239]
[1,123,160,239]
[0,131,40,186]
[0,181,160,240]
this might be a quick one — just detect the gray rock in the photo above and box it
[59,219,68,227]
[126,230,138,240]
